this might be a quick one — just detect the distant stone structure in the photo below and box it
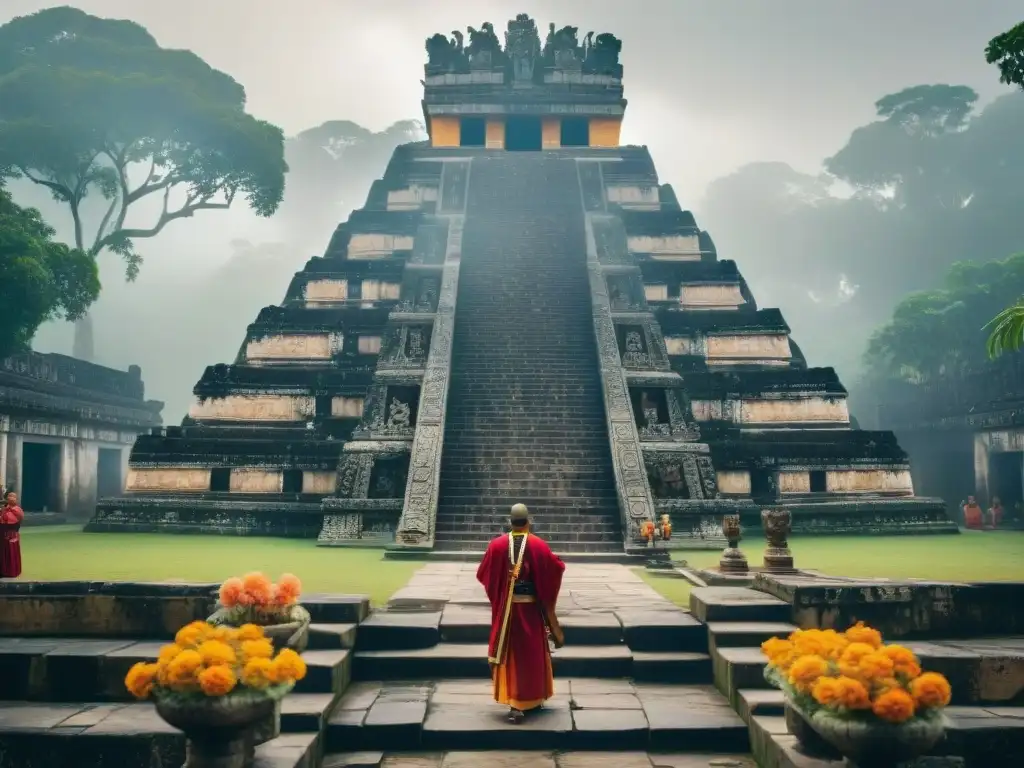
[0,351,162,521]
[872,355,1024,521]
[91,14,953,549]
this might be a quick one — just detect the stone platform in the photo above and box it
[324,752,756,767]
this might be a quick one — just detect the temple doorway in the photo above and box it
[459,117,486,147]
[97,447,123,498]
[989,450,1023,510]
[21,441,60,512]
[505,116,542,151]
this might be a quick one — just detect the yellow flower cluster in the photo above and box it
[124,621,307,700]
[761,622,951,724]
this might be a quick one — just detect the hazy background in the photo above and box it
[2,0,1021,421]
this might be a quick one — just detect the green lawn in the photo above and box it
[641,531,1024,607]
[18,527,420,605]
[15,528,1024,608]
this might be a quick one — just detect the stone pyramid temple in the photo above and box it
[90,15,954,554]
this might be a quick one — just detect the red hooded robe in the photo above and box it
[476,531,565,708]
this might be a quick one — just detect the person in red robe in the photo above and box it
[476,503,565,723]
[962,496,983,530]
[987,497,1004,529]
[0,489,24,578]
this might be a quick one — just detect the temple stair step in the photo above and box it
[323,679,749,753]
[0,701,320,768]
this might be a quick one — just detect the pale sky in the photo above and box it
[3,0,1019,202]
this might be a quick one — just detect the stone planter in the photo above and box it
[154,687,292,768]
[787,699,947,768]
[208,605,311,653]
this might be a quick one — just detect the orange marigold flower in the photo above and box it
[811,676,843,707]
[241,639,274,662]
[787,655,829,692]
[761,637,792,663]
[269,648,307,684]
[872,676,903,696]
[198,664,237,696]
[197,640,236,667]
[241,657,274,690]
[881,644,922,679]
[837,642,876,678]
[157,644,182,665]
[910,672,952,709]
[236,623,265,641]
[165,649,203,691]
[124,662,159,700]
[243,572,274,607]
[845,622,882,649]
[872,687,916,723]
[218,578,245,608]
[275,573,302,605]
[858,651,896,680]
[792,630,830,658]
[175,621,212,649]
[834,675,872,710]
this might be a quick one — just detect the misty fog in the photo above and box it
[2,0,1021,422]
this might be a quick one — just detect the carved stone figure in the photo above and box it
[584,32,623,76]
[761,508,796,573]
[719,514,749,574]
[406,328,425,360]
[386,398,412,431]
[504,13,541,82]
[622,330,651,367]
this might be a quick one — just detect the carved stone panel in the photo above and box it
[395,192,466,544]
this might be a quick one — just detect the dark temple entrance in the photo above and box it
[990,451,1023,510]
[505,116,542,151]
[97,447,124,498]
[21,441,60,512]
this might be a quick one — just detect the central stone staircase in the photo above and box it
[433,155,623,553]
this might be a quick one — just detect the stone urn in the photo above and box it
[154,687,293,768]
[719,514,749,574]
[206,605,311,745]
[786,699,947,768]
[760,508,795,574]
[208,605,312,654]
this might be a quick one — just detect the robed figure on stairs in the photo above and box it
[476,503,566,723]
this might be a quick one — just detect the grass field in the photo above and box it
[637,530,1024,606]
[15,528,1024,607]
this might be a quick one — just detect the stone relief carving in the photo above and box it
[386,399,412,430]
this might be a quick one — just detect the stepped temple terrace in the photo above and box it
[4,14,1022,768]
[89,14,954,552]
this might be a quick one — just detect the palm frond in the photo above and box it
[984,299,1024,359]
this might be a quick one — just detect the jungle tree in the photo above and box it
[0,6,286,359]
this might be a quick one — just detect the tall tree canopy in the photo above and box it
[699,86,1024,376]
[0,6,286,359]
[981,20,1024,358]
[0,186,99,358]
[986,20,1024,89]
[863,253,1024,384]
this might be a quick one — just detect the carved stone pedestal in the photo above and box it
[761,508,795,574]
[719,513,749,574]
[183,731,255,768]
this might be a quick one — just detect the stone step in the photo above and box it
[303,594,372,625]
[0,638,353,701]
[325,679,748,753]
[736,688,785,724]
[309,623,359,650]
[688,587,791,624]
[0,701,320,768]
[748,704,1024,768]
[705,621,799,649]
[322,752,758,767]
[352,642,713,682]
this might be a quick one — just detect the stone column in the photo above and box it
[973,432,990,508]
[57,438,75,516]
[71,440,99,519]
[7,434,23,498]
[0,418,8,491]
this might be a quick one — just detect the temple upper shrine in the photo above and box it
[422,16,625,151]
